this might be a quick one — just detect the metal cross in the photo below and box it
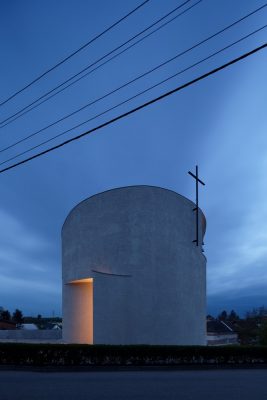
[188,165,205,246]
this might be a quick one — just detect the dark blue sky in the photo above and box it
[0,0,266,317]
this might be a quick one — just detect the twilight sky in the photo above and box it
[0,0,266,317]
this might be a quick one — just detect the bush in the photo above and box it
[259,322,267,346]
[0,344,267,366]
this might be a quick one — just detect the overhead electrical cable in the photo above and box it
[1,26,265,167]
[0,42,265,175]
[0,0,150,107]
[1,6,265,154]
[0,0,198,127]
[1,3,265,131]
[1,26,265,168]
[3,2,267,129]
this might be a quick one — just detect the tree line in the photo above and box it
[0,308,24,325]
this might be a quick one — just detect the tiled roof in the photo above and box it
[207,319,235,334]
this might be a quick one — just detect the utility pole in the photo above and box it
[188,165,205,246]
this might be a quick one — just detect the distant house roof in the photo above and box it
[43,322,62,330]
[0,320,16,330]
[20,323,38,330]
[207,319,239,346]
[207,319,235,334]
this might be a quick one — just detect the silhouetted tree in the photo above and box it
[258,306,267,317]
[246,306,267,319]
[1,310,11,321]
[229,310,239,322]
[259,322,267,345]
[12,309,24,326]
[218,310,227,321]
[235,318,259,345]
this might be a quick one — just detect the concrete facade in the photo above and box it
[62,186,206,345]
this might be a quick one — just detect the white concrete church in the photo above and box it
[62,185,206,345]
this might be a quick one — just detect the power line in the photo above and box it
[1,4,265,154]
[1,25,265,167]
[0,0,150,107]
[2,25,265,168]
[0,42,265,175]
[3,1,267,129]
[0,0,197,127]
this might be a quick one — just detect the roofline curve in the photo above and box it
[61,184,206,235]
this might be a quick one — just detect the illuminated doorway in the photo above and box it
[63,278,93,344]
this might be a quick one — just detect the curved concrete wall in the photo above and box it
[62,186,206,345]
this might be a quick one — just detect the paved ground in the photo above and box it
[0,369,267,400]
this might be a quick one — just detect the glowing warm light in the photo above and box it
[69,278,93,284]
[65,277,93,344]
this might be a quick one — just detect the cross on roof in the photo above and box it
[188,165,205,246]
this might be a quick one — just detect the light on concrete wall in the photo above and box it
[63,278,93,344]
[69,278,93,284]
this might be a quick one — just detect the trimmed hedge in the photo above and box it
[0,344,267,366]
